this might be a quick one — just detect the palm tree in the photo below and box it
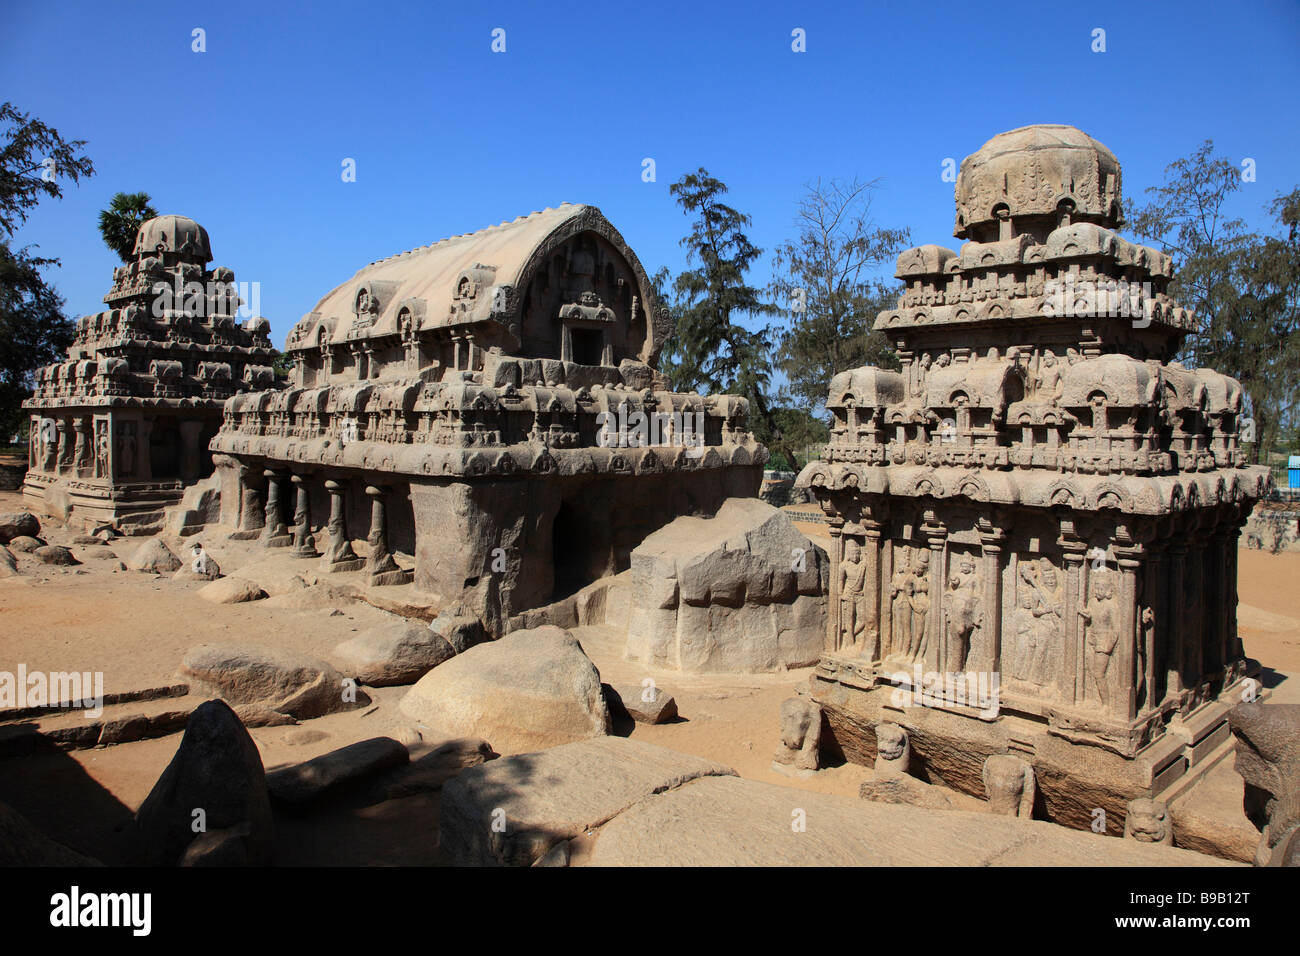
[98,192,158,262]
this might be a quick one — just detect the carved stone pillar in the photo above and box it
[72,417,90,477]
[1164,529,1188,702]
[321,479,364,572]
[229,465,265,540]
[861,510,882,661]
[136,417,153,480]
[179,420,204,484]
[976,520,1007,676]
[55,419,72,474]
[923,515,947,674]
[365,485,411,586]
[1115,538,1146,723]
[261,470,291,547]
[1060,523,1087,705]
[827,519,844,654]
[290,474,319,558]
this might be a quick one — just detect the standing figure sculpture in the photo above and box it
[1079,572,1120,711]
[840,538,867,652]
[890,548,913,659]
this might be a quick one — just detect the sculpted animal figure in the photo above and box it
[1230,702,1300,866]
[874,722,911,779]
[772,697,822,776]
[1124,798,1173,845]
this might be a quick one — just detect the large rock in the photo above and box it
[132,699,272,866]
[0,546,16,578]
[624,497,829,672]
[609,682,677,724]
[127,538,182,573]
[266,737,409,805]
[7,535,42,553]
[197,576,266,604]
[399,625,610,755]
[329,617,459,686]
[440,737,735,865]
[35,545,78,565]
[0,800,99,865]
[0,512,39,544]
[180,643,369,719]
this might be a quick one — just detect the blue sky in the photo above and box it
[4,0,1299,350]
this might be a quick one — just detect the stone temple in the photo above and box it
[23,215,277,532]
[796,125,1273,829]
[207,203,765,635]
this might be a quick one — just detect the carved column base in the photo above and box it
[369,567,413,587]
[228,528,263,541]
[323,554,366,573]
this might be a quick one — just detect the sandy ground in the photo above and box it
[1,490,1297,863]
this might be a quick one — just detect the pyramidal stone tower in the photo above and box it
[23,215,277,532]
[796,125,1272,828]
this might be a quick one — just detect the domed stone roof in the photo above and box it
[132,214,212,263]
[954,125,1122,239]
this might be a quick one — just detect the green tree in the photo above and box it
[769,177,910,419]
[0,102,95,438]
[1128,142,1300,460]
[665,168,813,468]
[98,191,157,262]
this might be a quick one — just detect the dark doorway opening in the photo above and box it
[552,499,594,601]
[571,328,603,366]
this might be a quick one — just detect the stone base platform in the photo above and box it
[812,667,1266,838]
[21,472,184,535]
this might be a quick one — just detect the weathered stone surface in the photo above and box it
[197,576,266,604]
[35,545,78,565]
[874,722,911,778]
[609,682,677,724]
[127,538,182,573]
[133,699,272,866]
[400,625,610,754]
[267,737,409,805]
[229,559,312,597]
[329,617,458,687]
[440,737,735,865]
[585,775,1234,866]
[859,775,955,810]
[625,498,829,673]
[0,800,99,865]
[180,643,369,719]
[234,703,297,727]
[1230,702,1300,866]
[0,546,16,578]
[378,738,494,799]
[7,535,42,552]
[0,512,39,544]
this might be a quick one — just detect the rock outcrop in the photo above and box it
[624,498,829,672]
[180,643,369,719]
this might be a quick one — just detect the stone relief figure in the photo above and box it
[911,353,932,398]
[1013,559,1061,685]
[772,697,822,777]
[890,547,914,658]
[983,753,1036,818]
[39,419,58,472]
[1124,798,1173,845]
[1078,572,1120,711]
[94,421,110,479]
[839,538,867,651]
[1036,350,1064,402]
[874,722,911,779]
[910,549,931,660]
[943,553,983,672]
